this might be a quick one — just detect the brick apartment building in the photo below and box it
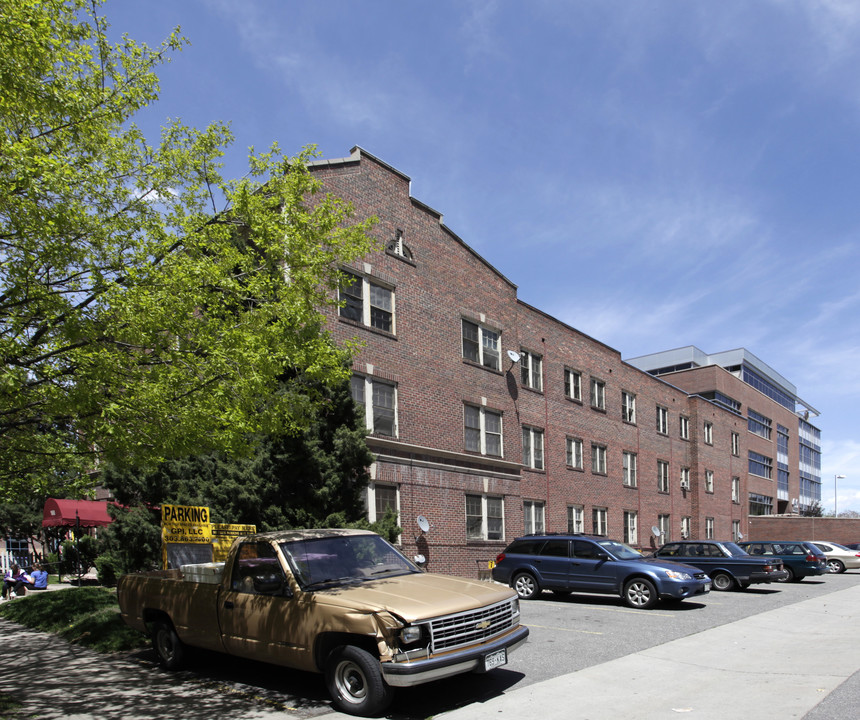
[310,147,822,578]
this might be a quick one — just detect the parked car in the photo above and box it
[492,534,711,610]
[651,540,788,590]
[808,541,860,574]
[737,541,827,582]
[844,543,860,551]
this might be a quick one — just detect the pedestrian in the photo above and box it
[2,564,33,599]
[30,563,49,590]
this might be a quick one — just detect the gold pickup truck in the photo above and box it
[117,528,528,716]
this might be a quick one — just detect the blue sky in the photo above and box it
[103,0,860,513]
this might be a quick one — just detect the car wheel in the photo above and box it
[325,645,393,717]
[777,567,794,583]
[512,572,540,600]
[827,559,845,574]
[623,578,658,610]
[152,620,185,670]
[711,572,735,591]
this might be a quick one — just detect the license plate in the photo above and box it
[484,648,507,671]
[704,582,711,592]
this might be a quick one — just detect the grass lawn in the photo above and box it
[0,586,147,653]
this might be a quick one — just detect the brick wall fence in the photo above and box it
[747,516,860,545]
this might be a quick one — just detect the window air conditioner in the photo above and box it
[680,480,690,490]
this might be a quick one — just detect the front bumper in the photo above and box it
[380,625,529,688]
[658,578,711,601]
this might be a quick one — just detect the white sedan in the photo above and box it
[810,541,860,574]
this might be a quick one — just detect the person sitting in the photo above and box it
[30,563,48,590]
[2,564,33,599]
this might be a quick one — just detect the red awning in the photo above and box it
[42,498,115,528]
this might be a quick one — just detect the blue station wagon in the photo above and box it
[492,534,711,610]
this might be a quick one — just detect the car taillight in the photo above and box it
[495,553,506,563]
[763,564,774,572]
[806,554,821,562]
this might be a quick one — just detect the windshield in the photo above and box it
[280,534,418,589]
[595,539,644,560]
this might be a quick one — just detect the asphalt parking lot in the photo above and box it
[1,572,858,719]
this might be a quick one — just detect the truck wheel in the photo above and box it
[325,645,393,717]
[623,578,658,609]
[152,620,185,670]
[711,572,735,591]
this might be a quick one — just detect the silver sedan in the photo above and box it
[810,541,860,574]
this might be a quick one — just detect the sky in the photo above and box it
[101,0,860,513]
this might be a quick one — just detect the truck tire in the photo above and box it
[325,645,393,717]
[152,620,185,670]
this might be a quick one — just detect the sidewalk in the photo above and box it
[428,581,860,720]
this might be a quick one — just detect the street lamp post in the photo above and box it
[835,474,846,516]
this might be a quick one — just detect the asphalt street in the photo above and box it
[1,575,858,719]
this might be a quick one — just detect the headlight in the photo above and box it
[664,570,692,580]
[512,597,520,615]
[400,626,422,644]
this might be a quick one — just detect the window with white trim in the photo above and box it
[592,443,607,474]
[520,350,543,391]
[731,432,740,457]
[705,517,714,539]
[732,476,740,503]
[386,229,413,259]
[566,437,583,470]
[680,466,690,490]
[703,421,713,445]
[621,391,636,423]
[339,270,394,333]
[656,406,669,435]
[622,451,637,487]
[522,426,545,470]
[367,483,399,525]
[732,520,742,542]
[705,469,714,493]
[592,507,608,536]
[564,368,582,401]
[464,405,502,457]
[567,505,584,533]
[679,415,690,440]
[658,514,671,542]
[523,500,545,535]
[681,516,691,539]
[623,511,638,545]
[590,378,606,410]
[351,375,397,437]
[462,319,500,370]
[465,494,504,541]
[657,460,669,493]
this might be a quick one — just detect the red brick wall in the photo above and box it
[748,517,860,545]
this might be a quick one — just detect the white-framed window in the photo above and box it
[523,500,545,536]
[520,350,543,391]
[592,507,608,536]
[703,421,713,445]
[592,443,607,474]
[705,517,715,539]
[732,520,742,542]
[461,319,500,371]
[566,437,583,470]
[623,511,638,545]
[657,460,669,493]
[731,432,740,457]
[465,494,504,541]
[679,416,690,440]
[705,469,714,493]
[564,368,582,401]
[658,514,671,543]
[621,391,636,423]
[522,426,545,470]
[622,451,637,487]
[656,406,669,435]
[567,505,584,534]
[590,378,606,410]
[732,476,740,503]
[386,229,413,260]
[680,467,690,490]
[464,404,503,457]
[351,375,397,437]
[681,516,691,539]
[339,270,394,333]
[367,483,399,525]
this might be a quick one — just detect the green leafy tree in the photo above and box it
[0,0,376,499]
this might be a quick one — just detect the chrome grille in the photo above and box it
[428,598,518,653]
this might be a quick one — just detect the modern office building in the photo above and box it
[310,147,821,577]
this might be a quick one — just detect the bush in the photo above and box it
[95,552,122,587]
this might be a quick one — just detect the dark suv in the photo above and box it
[737,541,827,582]
[491,534,711,610]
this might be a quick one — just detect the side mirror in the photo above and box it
[253,575,292,597]
[595,552,610,561]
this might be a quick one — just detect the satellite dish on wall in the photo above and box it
[417,515,430,533]
[738,532,745,540]
[506,350,521,363]
[651,526,662,536]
